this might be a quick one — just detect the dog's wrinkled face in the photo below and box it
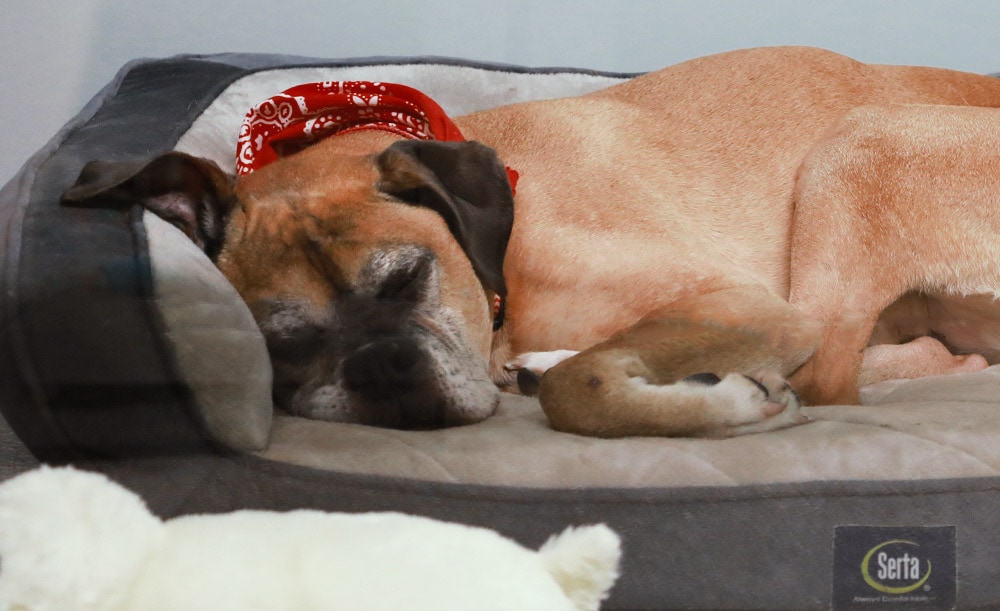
[62,140,515,429]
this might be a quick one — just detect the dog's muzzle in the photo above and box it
[269,246,499,428]
[342,337,448,428]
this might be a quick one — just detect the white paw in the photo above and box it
[505,350,581,374]
[684,370,810,437]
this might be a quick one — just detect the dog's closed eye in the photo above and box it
[267,324,327,362]
[376,252,433,302]
[251,299,330,363]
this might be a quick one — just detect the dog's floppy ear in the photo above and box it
[376,140,515,297]
[61,152,236,260]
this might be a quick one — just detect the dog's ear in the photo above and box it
[61,152,236,260]
[376,140,515,297]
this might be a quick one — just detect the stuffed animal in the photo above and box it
[0,466,621,611]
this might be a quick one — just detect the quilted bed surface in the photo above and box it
[259,367,1000,487]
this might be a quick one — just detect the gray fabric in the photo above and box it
[143,212,272,451]
[258,367,1000,487]
[0,60,150,461]
[192,52,643,78]
[0,55,255,462]
[0,412,39,481]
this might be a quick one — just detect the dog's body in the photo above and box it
[64,47,1000,437]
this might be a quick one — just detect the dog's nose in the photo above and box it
[343,338,423,396]
[342,338,443,427]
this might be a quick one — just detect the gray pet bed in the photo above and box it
[3,53,1000,610]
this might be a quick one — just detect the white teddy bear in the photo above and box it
[0,466,621,611]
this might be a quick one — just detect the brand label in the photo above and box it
[833,526,955,610]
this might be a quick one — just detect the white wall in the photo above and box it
[3,0,1000,185]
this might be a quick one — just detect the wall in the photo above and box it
[2,0,999,185]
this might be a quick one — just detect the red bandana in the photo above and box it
[236,81,518,195]
[237,81,463,174]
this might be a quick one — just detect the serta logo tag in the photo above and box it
[832,526,955,610]
[861,540,930,594]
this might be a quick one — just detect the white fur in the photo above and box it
[627,372,805,435]
[0,466,165,611]
[539,525,622,611]
[0,467,621,611]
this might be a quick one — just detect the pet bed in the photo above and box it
[3,52,1000,610]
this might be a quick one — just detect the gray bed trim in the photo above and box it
[0,58,149,463]
[190,51,644,79]
[82,450,1000,610]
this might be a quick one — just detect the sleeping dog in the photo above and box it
[62,47,1000,437]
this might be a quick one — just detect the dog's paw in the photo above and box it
[505,350,580,396]
[685,370,810,437]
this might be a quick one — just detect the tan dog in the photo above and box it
[63,47,1000,437]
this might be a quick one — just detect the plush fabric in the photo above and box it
[0,467,621,611]
[143,213,272,451]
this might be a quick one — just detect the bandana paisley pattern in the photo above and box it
[237,81,466,175]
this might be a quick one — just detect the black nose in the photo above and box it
[343,338,423,397]
[342,338,442,427]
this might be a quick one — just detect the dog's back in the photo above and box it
[456,47,1000,359]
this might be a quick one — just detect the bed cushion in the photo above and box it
[3,53,1000,609]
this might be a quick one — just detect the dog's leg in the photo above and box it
[508,350,818,432]
[860,336,989,386]
[787,106,1000,404]
[534,285,820,438]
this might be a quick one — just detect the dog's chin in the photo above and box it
[282,380,500,430]
[278,342,501,429]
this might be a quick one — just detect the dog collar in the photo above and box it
[492,294,505,332]
[238,81,514,333]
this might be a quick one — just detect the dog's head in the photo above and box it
[62,140,514,429]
